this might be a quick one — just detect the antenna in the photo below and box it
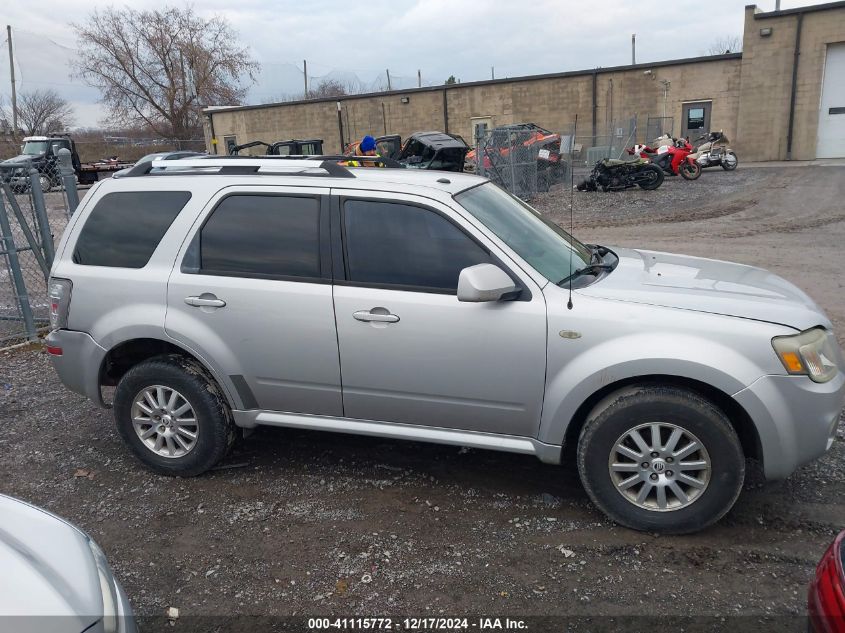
[568,114,578,310]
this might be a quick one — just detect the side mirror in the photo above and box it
[457,263,518,302]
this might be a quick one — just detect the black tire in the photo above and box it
[680,160,702,180]
[113,354,235,476]
[636,164,664,190]
[576,385,744,534]
[38,174,52,193]
[721,152,738,171]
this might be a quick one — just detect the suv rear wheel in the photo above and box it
[113,354,235,476]
[576,385,744,534]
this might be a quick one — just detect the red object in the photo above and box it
[467,124,562,169]
[809,530,845,633]
[629,138,697,176]
[46,346,63,356]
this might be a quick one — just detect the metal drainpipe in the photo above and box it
[591,71,598,146]
[786,12,803,160]
[206,114,217,154]
[336,101,344,153]
[442,88,449,134]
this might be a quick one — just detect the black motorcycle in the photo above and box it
[576,158,664,192]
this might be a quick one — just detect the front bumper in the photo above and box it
[733,372,845,479]
[113,575,137,633]
[45,329,108,407]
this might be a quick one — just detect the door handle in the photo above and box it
[353,310,399,323]
[185,295,226,308]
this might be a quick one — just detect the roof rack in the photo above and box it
[125,154,404,178]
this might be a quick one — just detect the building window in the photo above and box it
[223,135,237,155]
[687,108,706,130]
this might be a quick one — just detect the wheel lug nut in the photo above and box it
[666,471,673,477]
[666,457,673,463]
[641,462,649,469]
[650,473,659,481]
[650,452,659,458]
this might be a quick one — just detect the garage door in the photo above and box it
[817,43,845,159]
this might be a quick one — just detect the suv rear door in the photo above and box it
[331,189,547,437]
[165,186,342,415]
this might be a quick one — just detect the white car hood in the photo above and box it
[580,248,831,331]
[0,495,100,631]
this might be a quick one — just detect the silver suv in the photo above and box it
[45,156,844,533]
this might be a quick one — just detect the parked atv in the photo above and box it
[691,131,738,170]
[229,139,324,156]
[345,132,468,172]
[467,123,566,191]
[577,158,664,192]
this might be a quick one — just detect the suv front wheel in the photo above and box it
[577,385,744,534]
[113,354,235,476]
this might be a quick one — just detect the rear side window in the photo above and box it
[343,199,491,291]
[199,194,320,279]
[73,191,191,268]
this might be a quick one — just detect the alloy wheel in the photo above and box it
[608,422,711,512]
[130,385,199,458]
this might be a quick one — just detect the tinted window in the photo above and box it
[73,191,191,268]
[200,195,320,279]
[343,200,491,291]
[687,108,705,129]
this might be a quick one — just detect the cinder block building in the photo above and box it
[204,1,845,162]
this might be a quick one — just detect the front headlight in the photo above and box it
[772,327,840,383]
[88,538,119,633]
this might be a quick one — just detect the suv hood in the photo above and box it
[580,248,830,331]
[0,494,101,629]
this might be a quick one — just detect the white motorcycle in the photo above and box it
[691,130,738,171]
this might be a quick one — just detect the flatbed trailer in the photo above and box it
[78,160,134,184]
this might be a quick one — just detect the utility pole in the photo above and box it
[491,66,494,80]
[386,69,391,91]
[417,69,421,88]
[631,34,636,65]
[7,25,17,136]
[303,59,308,98]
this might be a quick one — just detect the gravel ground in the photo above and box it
[0,164,843,630]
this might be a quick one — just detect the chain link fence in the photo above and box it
[0,158,74,347]
[470,124,575,200]
[468,116,653,199]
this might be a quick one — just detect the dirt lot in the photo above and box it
[0,164,843,630]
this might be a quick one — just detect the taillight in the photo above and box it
[48,277,72,331]
[809,532,845,633]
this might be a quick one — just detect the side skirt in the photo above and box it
[232,410,562,464]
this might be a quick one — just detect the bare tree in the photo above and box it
[1,89,74,135]
[73,6,259,143]
[704,35,743,55]
[308,79,349,99]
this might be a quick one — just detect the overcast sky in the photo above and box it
[0,0,822,129]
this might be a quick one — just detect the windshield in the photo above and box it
[22,141,49,156]
[455,182,592,283]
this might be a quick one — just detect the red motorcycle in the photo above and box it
[628,135,701,181]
